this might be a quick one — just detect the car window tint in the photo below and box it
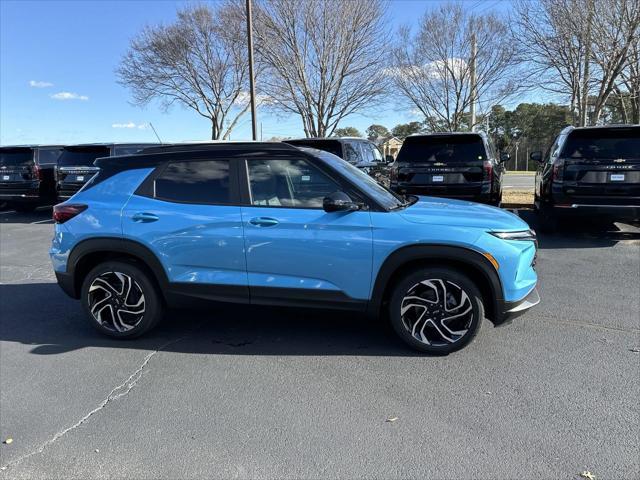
[114,145,145,155]
[155,160,231,204]
[343,143,361,164]
[560,128,640,159]
[38,148,63,165]
[397,135,486,163]
[248,159,340,208]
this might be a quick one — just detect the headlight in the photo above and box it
[490,229,537,242]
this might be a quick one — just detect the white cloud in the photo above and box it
[51,91,89,101]
[112,122,148,129]
[29,80,53,88]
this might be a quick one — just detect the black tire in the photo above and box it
[81,260,163,338]
[536,204,558,233]
[13,203,38,213]
[389,267,484,354]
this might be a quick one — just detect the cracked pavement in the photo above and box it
[1,208,639,479]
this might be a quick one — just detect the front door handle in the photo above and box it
[249,217,279,227]
[132,212,159,223]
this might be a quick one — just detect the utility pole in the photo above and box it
[246,0,258,141]
[469,32,477,132]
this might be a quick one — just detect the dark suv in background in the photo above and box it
[57,143,156,199]
[284,137,393,182]
[532,125,640,231]
[0,145,63,211]
[390,133,506,206]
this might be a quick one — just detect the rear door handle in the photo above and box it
[132,212,159,223]
[249,217,279,227]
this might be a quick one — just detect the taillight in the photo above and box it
[53,203,87,224]
[33,164,42,180]
[551,158,565,181]
[483,160,493,183]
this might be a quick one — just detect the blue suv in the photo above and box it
[50,142,539,354]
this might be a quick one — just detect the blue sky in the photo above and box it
[1,0,513,145]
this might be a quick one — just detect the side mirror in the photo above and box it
[530,151,543,162]
[499,152,510,163]
[385,154,395,165]
[323,191,360,213]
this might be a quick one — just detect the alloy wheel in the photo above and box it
[400,278,473,346]
[87,271,146,333]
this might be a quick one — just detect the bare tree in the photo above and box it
[117,4,253,140]
[590,0,640,123]
[514,0,640,126]
[618,35,640,123]
[391,3,522,132]
[249,0,390,137]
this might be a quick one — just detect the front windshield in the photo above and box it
[302,147,408,211]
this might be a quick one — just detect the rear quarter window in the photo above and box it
[154,160,232,205]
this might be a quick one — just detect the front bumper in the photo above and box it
[499,287,540,325]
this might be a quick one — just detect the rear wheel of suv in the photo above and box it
[81,261,163,338]
[389,268,483,354]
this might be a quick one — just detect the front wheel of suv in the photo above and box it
[81,260,163,338]
[389,268,484,354]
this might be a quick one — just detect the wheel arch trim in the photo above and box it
[65,237,169,299]
[367,244,504,323]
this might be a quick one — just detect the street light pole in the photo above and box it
[469,32,477,132]
[246,0,258,141]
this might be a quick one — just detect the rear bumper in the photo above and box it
[0,182,41,202]
[391,184,492,202]
[496,287,540,326]
[552,203,640,220]
[57,183,85,199]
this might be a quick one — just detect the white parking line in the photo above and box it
[31,219,53,224]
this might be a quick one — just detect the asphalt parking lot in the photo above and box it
[0,208,639,479]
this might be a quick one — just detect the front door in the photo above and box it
[241,157,373,308]
[122,158,248,302]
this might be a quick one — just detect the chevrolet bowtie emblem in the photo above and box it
[613,158,626,163]
[434,162,445,166]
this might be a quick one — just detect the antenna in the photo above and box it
[148,122,163,144]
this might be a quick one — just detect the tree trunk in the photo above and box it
[580,0,594,126]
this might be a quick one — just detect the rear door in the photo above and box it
[394,135,488,197]
[122,158,248,301]
[560,127,640,199]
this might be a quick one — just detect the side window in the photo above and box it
[370,144,384,163]
[247,159,341,209]
[343,143,361,164]
[37,148,62,165]
[549,135,564,162]
[154,160,231,204]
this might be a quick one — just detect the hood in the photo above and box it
[399,196,530,231]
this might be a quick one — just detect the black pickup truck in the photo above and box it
[532,125,640,231]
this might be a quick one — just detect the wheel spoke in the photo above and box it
[88,271,146,333]
[400,277,474,347]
